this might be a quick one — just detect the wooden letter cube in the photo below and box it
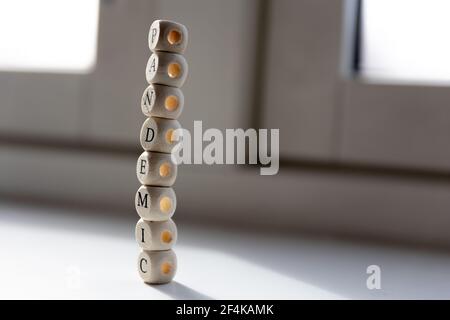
[135,218,178,251]
[138,249,177,284]
[141,84,184,119]
[145,51,188,88]
[149,19,188,54]
[135,185,176,221]
[139,117,181,153]
[137,151,177,187]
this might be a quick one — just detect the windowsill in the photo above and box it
[1,201,450,299]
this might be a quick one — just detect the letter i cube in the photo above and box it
[136,20,188,284]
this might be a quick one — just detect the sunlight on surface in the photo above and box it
[175,245,344,300]
[361,0,450,84]
[0,0,99,73]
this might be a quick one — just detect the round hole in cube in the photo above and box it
[167,63,181,78]
[167,29,182,45]
[161,230,173,244]
[159,163,171,177]
[165,95,179,111]
[165,128,175,144]
[160,197,173,213]
[161,262,172,274]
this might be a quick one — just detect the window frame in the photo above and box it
[339,0,450,171]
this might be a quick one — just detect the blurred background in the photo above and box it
[2,0,450,299]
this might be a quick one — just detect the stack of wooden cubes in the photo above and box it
[135,20,188,284]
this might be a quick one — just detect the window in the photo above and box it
[360,0,450,84]
[0,0,99,73]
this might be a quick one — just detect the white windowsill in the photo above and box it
[1,202,450,299]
